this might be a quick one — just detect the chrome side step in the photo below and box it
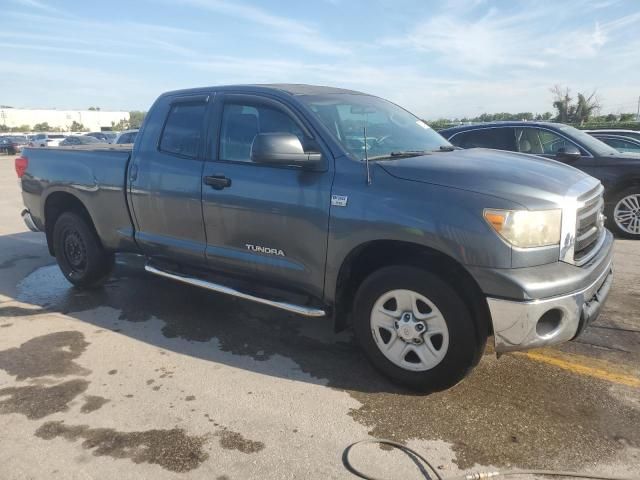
[145,264,326,318]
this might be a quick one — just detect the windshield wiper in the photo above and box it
[367,150,429,161]
[435,145,456,152]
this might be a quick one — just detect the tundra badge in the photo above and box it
[246,244,285,257]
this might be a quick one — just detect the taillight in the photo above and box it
[15,156,28,178]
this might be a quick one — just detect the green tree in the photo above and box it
[111,119,129,131]
[551,85,572,123]
[70,121,86,131]
[129,111,146,129]
[0,125,9,132]
[11,125,31,132]
[33,122,51,132]
[550,85,600,124]
[574,92,600,125]
[620,113,636,122]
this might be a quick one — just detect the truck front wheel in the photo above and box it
[53,211,114,288]
[353,266,483,392]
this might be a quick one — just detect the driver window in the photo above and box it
[219,101,305,162]
[515,128,545,154]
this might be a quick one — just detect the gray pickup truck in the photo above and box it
[17,84,613,391]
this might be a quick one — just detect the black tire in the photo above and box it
[53,211,114,288]
[605,187,640,239]
[353,266,484,393]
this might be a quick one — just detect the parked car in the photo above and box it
[16,85,613,392]
[588,134,640,154]
[29,133,66,147]
[85,131,117,143]
[59,135,106,147]
[0,135,28,154]
[113,129,139,144]
[440,121,640,238]
[585,129,640,142]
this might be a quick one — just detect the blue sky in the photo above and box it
[1,0,639,118]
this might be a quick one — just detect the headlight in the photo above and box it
[484,209,562,248]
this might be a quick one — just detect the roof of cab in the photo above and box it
[160,83,368,98]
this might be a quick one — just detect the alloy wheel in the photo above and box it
[614,194,640,235]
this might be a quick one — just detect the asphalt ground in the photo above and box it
[0,153,638,479]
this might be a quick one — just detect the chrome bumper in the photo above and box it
[488,259,613,353]
[21,209,40,232]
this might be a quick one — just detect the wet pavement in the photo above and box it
[0,156,639,479]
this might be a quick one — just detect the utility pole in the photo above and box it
[637,96,640,122]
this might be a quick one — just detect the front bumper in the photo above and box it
[485,231,614,353]
[21,209,40,232]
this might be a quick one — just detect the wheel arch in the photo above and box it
[333,240,491,340]
[43,191,101,256]
[604,176,640,203]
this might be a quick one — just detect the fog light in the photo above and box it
[536,309,563,337]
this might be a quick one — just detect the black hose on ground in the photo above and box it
[343,439,638,480]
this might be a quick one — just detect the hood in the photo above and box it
[378,148,590,209]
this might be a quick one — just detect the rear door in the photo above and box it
[128,94,210,265]
[201,92,333,300]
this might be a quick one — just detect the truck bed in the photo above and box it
[20,146,138,252]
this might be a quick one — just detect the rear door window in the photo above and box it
[159,102,207,158]
[451,128,516,150]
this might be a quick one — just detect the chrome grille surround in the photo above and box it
[559,177,606,266]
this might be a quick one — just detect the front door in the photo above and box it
[515,127,596,176]
[201,93,333,301]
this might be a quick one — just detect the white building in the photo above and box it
[0,108,129,132]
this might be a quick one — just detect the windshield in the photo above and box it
[299,94,451,160]
[558,125,619,156]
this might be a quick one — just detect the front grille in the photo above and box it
[574,184,605,265]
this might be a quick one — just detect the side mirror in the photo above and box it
[556,144,581,162]
[251,133,321,167]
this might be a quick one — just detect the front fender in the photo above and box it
[324,161,519,305]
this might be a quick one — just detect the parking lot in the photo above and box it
[0,153,639,479]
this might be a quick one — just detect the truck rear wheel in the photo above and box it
[353,266,482,392]
[53,211,114,288]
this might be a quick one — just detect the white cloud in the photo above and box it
[381,8,551,72]
[9,0,60,14]
[544,22,608,59]
[176,0,351,55]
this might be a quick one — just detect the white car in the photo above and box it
[29,133,67,147]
